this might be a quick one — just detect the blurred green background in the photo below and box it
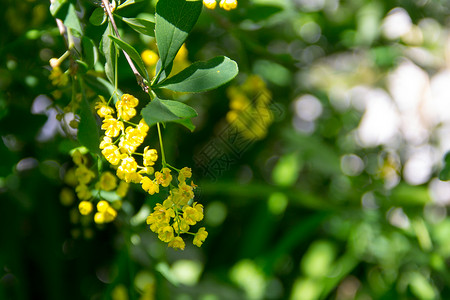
[2,0,450,299]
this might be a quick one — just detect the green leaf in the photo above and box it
[64,3,82,34]
[156,56,238,92]
[154,59,173,84]
[155,0,202,70]
[78,80,100,155]
[108,35,149,81]
[141,97,197,131]
[117,0,143,10]
[122,18,155,36]
[50,0,68,17]
[89,7,107,26]
[101,24,116,84]
[82,36,97,70]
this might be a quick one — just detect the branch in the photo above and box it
[101,0,149,93]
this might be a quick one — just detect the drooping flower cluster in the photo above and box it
[69,149,127,225]
[96,94,208,249]
[146,167,208,250]
[226,75,273,140]
[97,93,154,184]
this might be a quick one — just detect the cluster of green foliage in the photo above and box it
[2,0,450,299]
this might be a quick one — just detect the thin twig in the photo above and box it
[101,0,149,93]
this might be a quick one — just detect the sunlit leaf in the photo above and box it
[117,0,143,10]
[155,0,202,70]
[156,56,238,92]
[63,3,82,34]
[122,18,155,36]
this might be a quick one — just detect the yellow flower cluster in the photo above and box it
[71,149,128,225]
[203,0,237,10]
[146,167,208,250]
[97,94,153,184]
[226,75,273,140]
[96,93,207,249]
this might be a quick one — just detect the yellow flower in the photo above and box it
[120,94,139,108]
[95,201,117,224]
[126,172,143,184]
[127,126,146,145]
[117,156,137,176]
[96,171,117,191]
[103,207,117,222]
[155,167,172,187]
[146,204,174,232]
[94,212,105,224]
[183,202,204,225]
[203,0,216,9]
[172,217,190,234]
[116,181,129,197]
[219,0,237,10]
[158,225,175,243]
[102,116,124,137]
[138,119,149,134]
[102,145,123,166]
[49,66,69,86]
[138,166,154,175]
[177,167,192,182]
[118,136,137,154]
[119,127,146,154]
[75,184,91,200]
[141,49,159,67]
[193,202,204,216]
[193,227,208,247]
[97,200,109,212]
[75,165,96,185]
[143,147,158,166]
[78,201,93,215]
[100,136,112,149]
[178,181,194,201]
[167,189,186,207]
[168,183,193,208]
[72,149,87,166]
[141,176,160,195]
[95,96,114,118]
[116,94,139,121]
[168,236,185,250]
